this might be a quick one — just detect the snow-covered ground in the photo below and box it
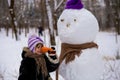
[0,28,120,80]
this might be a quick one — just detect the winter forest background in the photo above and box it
[0,0,120,42]
[0,0,120,80]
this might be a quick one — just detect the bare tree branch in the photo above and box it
[55,0,66,11]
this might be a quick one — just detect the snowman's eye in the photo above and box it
[74,19,76,22]
[61,19,64,22]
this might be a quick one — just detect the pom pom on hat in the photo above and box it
[28,35,43,53]
[65,0,83,9]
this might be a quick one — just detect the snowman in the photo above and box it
[57,0,105,80]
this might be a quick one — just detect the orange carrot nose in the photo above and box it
[41,46,54,53]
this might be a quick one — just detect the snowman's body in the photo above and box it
[57,8,105,80]
[59,48,104,80]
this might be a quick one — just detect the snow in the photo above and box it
[57,8,99,44]
[57,7,102,80]
[59,48,105,80]
[57,3,120,79]
[56,31,120,80]
[7,0,10,6]
[0,28,64,80]
[0,28,120,80]
[96,32,119,57]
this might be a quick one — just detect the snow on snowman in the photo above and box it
[56,0,105,80]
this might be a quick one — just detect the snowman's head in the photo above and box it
[57,0,99,44]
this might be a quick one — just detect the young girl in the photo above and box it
[18,35,59,80]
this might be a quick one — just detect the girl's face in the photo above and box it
[34,43,43,55]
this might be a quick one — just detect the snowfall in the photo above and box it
[0,28,120,80]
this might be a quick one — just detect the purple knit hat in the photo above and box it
[65,0,83,9]
[28,35,43,53]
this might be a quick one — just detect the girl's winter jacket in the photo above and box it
[18,47,59,80]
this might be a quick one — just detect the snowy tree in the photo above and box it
[40,0,66,46]
[8,0,18,40]
[102,60,120,80]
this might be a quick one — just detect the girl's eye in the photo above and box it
[36,45,41,48]
[61,19,64,22]
[37,46,40,48]
[74,19,76,22]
